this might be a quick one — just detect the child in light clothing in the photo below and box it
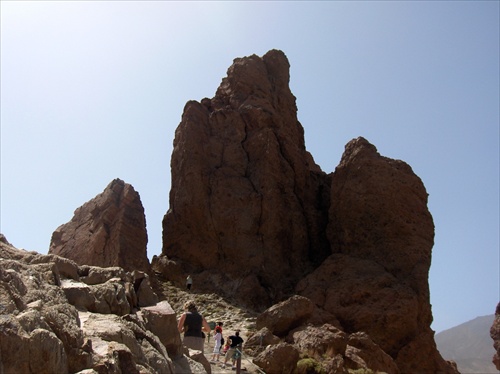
[210,326,223,363]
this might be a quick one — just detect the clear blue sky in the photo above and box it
[1,1,498,333]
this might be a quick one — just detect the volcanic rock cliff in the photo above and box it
[153,49,457,373]
[49,178,150,273]
[157,50,330,307]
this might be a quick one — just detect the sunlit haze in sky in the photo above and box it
[1,1,498,333]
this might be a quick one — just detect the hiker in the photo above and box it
[186,275,193,291]
[210,326,223,363]
[217,321,224,352]
[222,340,230,355]
[221,330,244,369]
[177,300,211,353]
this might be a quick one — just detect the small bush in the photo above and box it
[296,358,326,374]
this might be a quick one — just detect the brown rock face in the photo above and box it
[158,49,330,307]
[297,137,450,373]
[0,238,183,374]
[491,302,500,370]
[255,295,314,337]
[49,179,150,273]
[155,50,456,373]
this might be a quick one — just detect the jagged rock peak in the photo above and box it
[49,178,150,272]
[157,49,327,308]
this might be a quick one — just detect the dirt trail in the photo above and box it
[155,280,264,373]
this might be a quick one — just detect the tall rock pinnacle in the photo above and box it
[158,50,331,307]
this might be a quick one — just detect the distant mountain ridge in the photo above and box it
[436,314,498,373]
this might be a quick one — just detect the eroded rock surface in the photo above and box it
[156,49,330,308]
[154,50,457,374]
[0,237,189,374]
[49,178,150,273]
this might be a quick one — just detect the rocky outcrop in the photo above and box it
[253,342,300,374]
[255,295,314,337]
[49,178,150,273]
[0,236,200,374]
[491,302,500,370]
[154,50,457,373]
[251,295,399,373]
[155,49,331,308]
[296,137,447,373]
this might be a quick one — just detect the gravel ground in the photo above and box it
[155,280,265,373]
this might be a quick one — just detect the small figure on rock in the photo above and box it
[186,275,193,291]
[177,300,211,353]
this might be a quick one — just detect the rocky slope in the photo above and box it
[153,49,457,373]
[0,233,458,374]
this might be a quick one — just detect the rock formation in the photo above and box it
[154,50,457,373]
[296,137,446,373]
[0,236,207,374]
[49,178,150,273]
[156,49,330,308]
[491,302,500,370]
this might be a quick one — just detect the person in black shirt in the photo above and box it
[221,330,244,369]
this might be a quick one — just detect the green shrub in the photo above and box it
[296,358,326,374]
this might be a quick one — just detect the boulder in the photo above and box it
[245,327,281,347]
[322,355,348,374]
[291,324,348,360]
[188,348,211,374]
[140,301,183,359]
[49,179,150,273]
[344,332,399,374]
[79,266,127,285]
[132,271,158,307]
[253,342,300,374]
[61,278,131,315]
[255,295,314,336]
[81,312,175,374]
